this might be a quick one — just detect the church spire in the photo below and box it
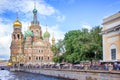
[13,12,22,27]
[34,2,36,9]
[16,12,18,20]
[32,2,38,25]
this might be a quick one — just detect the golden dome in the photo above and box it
[13,19,22,27]
[52,37,55,41]
[52,32,55,41]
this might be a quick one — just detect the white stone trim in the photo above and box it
[108,36,119,42]
[106,20,120,29]
[103,35,106,61]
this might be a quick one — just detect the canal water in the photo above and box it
[0,70,66,80]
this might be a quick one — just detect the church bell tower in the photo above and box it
[10,15,23,62]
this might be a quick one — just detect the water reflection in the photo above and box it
[0,70,66,80]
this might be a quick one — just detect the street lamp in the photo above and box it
[11,55,17,70]
[17,54,20,70]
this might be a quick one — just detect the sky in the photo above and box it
[0,0,120,60]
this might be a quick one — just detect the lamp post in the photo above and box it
[11,56,17,70]
[17,54,20,71]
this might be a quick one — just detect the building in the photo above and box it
[101,11,120,62]
[10,5,55,67]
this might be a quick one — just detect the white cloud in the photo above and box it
[82,24,92,30]
[0,0,56,16]
[56,15,65,22]
[0,18,12,60]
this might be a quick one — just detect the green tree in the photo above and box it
[90,26,102,60]
[51,39,65,63]
[63,26,102,63]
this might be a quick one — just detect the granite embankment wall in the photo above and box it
[23,69,120,80]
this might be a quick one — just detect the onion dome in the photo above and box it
[44,31,50,38]
[13,19,22,27]
[7,62,12,66]
[43,27,50,38]
[24,29,33,39]
[52,37,55,41]
[33,8,37,13]
[51,32,55,45]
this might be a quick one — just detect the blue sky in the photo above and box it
[0,0,120,60]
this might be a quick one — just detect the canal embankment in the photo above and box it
[22,68,120,80]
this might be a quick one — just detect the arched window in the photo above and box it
[41,50,43,53]
[36,57,38,60]
[36,30,39,36]
[17,34,20,39]
[41,57,43,60]
[110,44,117,60]
[39,57,40,60]
[29,57,31,60]
[48,57,49,60]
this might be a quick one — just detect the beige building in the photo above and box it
[10,5,55,67]
[101,11,120,62]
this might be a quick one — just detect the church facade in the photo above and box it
[10,6,55,66]
[101,11,120,62]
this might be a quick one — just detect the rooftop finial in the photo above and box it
[34,1,36,9]
[16,12,18,20]
[52,32,54,37]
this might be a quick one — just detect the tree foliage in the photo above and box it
[63,26,102,63]
[51,26,102,64]
[51,39,65,63]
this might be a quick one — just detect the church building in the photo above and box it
[10,5,55,66]
[101,11,120,62]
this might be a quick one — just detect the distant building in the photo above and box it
[10,5,55,67]
[101,11,120,62]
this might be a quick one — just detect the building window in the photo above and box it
[111,49,116,60]
[17,34,20,39]
[36,57,38,60]
[41,57,43,60]
[29,57,31,60]
[41,50,43,53]
[48,57,49,60]
[39,57,40,60]
[39,50,40,53]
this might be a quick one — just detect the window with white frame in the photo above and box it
[110,44,117,60]
[111,49,116,60]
